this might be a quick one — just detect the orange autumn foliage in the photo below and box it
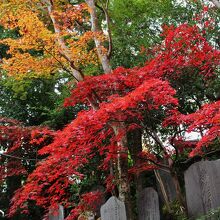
[0,0,106,79]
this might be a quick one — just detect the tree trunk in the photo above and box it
[113,125,134,220]
[6,175,23,220]
[46,0,84,82]
[170,170,186,213]
[154,170,171,213]
[85,0,112,73]
[85,1,134,219]
[127,129,143,200]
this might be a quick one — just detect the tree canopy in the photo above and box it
[0,0,219,220]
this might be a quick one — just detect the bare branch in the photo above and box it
[0,152,39,161]
[86,0,112,73]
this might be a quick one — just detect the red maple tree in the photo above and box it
[3,19,219,219]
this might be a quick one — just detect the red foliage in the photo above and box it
[164,101,220,157]
[182,101,220,157]
[142,23,220,80]
[129,164,158,176]
[6,22,220,219]
[79,191,104,212]
[0,118,29,182]
[9,77,178,217]
[171,137,197,154]
[0,117,54,212]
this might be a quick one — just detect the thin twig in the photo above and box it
[0,152,39,161]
